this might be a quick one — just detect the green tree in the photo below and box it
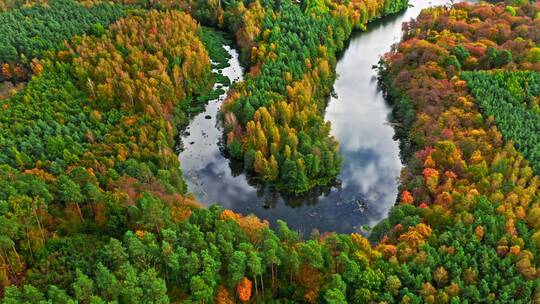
[56,175,84,221]
[139,268,169,304]
[229,250,247,285]
[119,263,144,304]
[95,263,120,301]
[72,269,95,303]
[262,237,282,291]
[190,275,213,304]
[299,240,325,270]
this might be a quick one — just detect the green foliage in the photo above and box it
[462,71,540,173]
[3,1,540,303]
[0,9,215,298]
[486,47,513,68]
[199,27,232,70]
[377,2,540,303]
[529,47,540,63]
[0,206,385,302]
[221,0,409,193]
[505,5,517,16]
[0,0,124,63]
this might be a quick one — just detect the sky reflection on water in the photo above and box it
[179,0,456,235]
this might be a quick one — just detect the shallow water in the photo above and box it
[179,0,458,235]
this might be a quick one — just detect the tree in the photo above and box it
[0,216,21,270]
[281,159,298,191]
[47,285,77,304]
[324,288,347,304]
[284,250,300,283]
[385,275,402,295]
[236,277,252,302]
[191,275,213,304]
[119,263,144,304]
[134,193,170,232]
[262,237,282,291]
[299,240,325,270]
[102,238,128,269]
[56,175,84,221]
[229,251,247,285]
[2,284,45,303]
[434,266,449,287]
[337,253,360,283]
[200,250,220,293]
[139,268,169,304]
[95,263,120,301]
[72,269,95,303]
[246,250,263,297]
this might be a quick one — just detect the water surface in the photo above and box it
[179,0,456,235]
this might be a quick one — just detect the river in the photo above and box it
[179,0,455,235]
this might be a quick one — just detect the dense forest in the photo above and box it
[0,0,124,82]
[462,71,540,173]
[378,1,540,302]
[219,0,409,193]
[0,0,540,303]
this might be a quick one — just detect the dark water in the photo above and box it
[179,0,454,235]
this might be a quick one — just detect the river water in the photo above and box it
[179,0,455,235]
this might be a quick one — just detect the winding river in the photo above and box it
[179,0,454,235]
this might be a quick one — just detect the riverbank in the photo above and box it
[178,0,453,235]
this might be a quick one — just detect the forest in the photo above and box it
[461,71,540,173]
[0,0,124,82]
[219,0,409,193]
[0,0,539,303]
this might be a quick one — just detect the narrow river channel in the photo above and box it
[179,0,455,235]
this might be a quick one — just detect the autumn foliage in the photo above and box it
[220,0,408,193]
[0,0,124,81]
[2,0,540,303]
[375,0,540,301]
[236,277,252,302]
[0,7,212,299]
[72,10,213,117]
